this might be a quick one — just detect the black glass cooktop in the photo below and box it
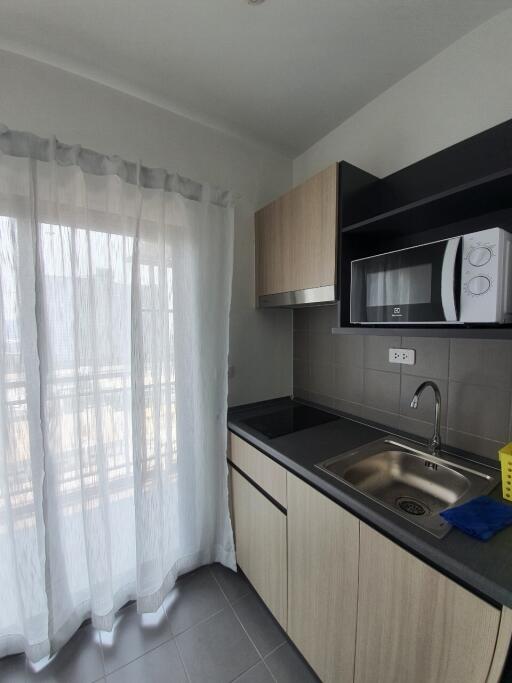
[243,404,339,439]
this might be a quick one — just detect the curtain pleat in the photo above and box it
[0,128,236,662]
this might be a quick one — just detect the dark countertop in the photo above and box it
[228,396,512,609]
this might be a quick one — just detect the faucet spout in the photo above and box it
[410,380,442,455]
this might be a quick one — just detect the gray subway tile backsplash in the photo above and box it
[309,361,334,398]
[293,360,310,393]
[293,307,512,461]
[363,368,401,412]
[364,335,401,373]
[401,337,450,380]
[333,364,364,403]
[293,330,309,361]
[449,339,512,389]
[447,381,511,442]
[334,334,364,367]
[309,331,334,365]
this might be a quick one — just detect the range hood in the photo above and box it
[258,284,336,308]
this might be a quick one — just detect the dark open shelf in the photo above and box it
[336,120,512,339]
[332,325,512,339]
[342,167,512,237]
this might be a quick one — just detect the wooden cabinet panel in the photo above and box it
[487,607,512,683]
[255,164,337,296]
[287,473,359,683]
[290,164,337,292]
[229,433,287,508]
[231,468,287,629]
[355,523,501,683]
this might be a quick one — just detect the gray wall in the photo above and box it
[293,306,512,461]
[293,9,512,185]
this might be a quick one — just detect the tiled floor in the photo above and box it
[0,564,319,683]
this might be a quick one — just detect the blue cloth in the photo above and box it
[440,496,512,541]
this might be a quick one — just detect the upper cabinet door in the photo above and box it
[355,523,502,683]
[287,473,359,683]
[255,164,338,297]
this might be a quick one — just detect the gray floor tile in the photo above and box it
[233,661,274,683]
[265,643,319,683]
[0,653,27,682]
[106,639,187,683]
[232,592,285,657]
[210,563,252,604]
[176,608,259,683]
[27,625,104,683]
[166,566,228,635]
[100,603,173,674]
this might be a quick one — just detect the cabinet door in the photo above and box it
[255,191,293,297]
[355,523,501,683]
[287,473,359,683]
[230,468,287,629]
[290,163,337,292]
[255,164,337,297]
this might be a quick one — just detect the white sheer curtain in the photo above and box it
[0,128,235,663]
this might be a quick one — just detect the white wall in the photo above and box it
[294,9,512,184]
[0,49,293,406]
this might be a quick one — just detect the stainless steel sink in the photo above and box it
[316,436,500,538]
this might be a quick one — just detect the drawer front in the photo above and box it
[229,433,287,508]
[230,467,287,629]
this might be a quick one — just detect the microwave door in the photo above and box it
[352,238,461,323]
[441,236,461,322]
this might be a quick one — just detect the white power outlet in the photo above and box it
[389,348,416,365]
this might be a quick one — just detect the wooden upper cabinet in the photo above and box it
[255,164,338,297]
[355,523,502,683]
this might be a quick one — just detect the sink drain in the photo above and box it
[396,497,430,516]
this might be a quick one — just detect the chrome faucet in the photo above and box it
[410,381,442,455]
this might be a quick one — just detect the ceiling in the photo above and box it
[0,0,508,156]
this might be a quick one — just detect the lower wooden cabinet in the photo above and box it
[228,438,512,683]
[230,467,287,629]
[287,473,359,683]
[354,523,502,683]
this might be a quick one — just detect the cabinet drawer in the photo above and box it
[229,433,287,508]
[230,467,287,629]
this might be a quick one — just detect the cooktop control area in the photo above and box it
[243,404,339,439]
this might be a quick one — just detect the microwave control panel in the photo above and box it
[460,227,511,323]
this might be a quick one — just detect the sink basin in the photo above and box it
[316,437,500,538]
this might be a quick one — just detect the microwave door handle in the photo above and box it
[441,237,461,321]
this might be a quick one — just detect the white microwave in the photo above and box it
[350,227,512,324]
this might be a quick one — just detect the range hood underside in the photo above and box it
[258,285,336,308]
